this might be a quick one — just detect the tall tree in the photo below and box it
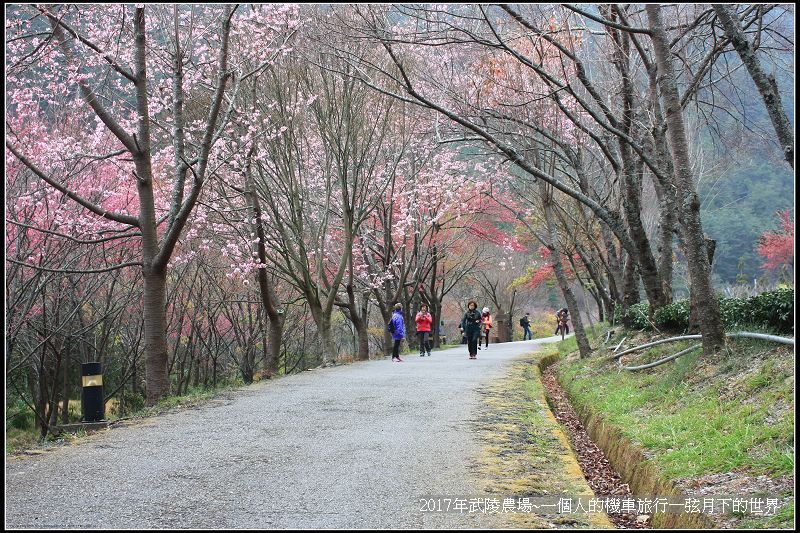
[646,4,726,354]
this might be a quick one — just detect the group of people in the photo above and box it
[388,302,571,362]
[519,307,571,339]
[387,303,435,362]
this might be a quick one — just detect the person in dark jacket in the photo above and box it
[389,303,406,362]
[459,301,483,359]
[520,312,532,340]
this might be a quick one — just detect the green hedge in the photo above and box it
[622,288,794,334]
[625,302,651,330]
[653,299,691,331]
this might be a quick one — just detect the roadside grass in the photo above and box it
[739,501,794,529]
[126,381,242,419]
[6,398,108,454]
[553,326,794,528]
[558,343,793,478]
[6,427,41,455]
[474,355,613,529]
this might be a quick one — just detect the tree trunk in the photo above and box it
[356,322,369,361]
[318,319,336,366]
[37,346,48,438]
[620,254,640,328]
[342,284,370,361]
[185,347,198,391]
[245,150,282,377]
[355,290,371,361]
[428,244,441,348]
[176,358,185,396]
[600,224,624,306]
[267,318,283,373]
[132,352,139,396]
[621,255,640,308]
[594,290,605,322]
[48,350,62,429]
[378,299,393,357]
[622,155,666,310]
[142,269,170,405]
[61,339,70,424]
[240,350,254,385]
[647,4,726,354]
[505,289,517,342]
[308,299,336,366]
[648,67,677,304]
[613,28,667,312]
[540,182,591,358]
[430,304,441,348]
[576,245,614,322]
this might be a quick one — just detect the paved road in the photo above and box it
[6,337,565,529]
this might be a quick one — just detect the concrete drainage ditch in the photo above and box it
[538,352,715,529]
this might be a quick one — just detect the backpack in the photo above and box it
[519,318,525,327]
[387,319,396,334]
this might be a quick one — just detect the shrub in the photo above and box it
[7,400,35,431]
[63,399,83,423]
[653,299,691,332]
[625,302,652,330]
[745,287,793,333]
[620,288,793,334]
[719,297,749,330]
[613,304,622,324]
[110,391,145,417]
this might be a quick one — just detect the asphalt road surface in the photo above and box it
[6,337,566,529]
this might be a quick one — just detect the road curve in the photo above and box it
[6,337,566,529]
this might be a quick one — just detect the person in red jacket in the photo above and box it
[415,304,433,357]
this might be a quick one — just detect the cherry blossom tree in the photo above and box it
[6,4,299,404]
[230,25,404,365]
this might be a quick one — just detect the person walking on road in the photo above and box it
[481,307,493,349]
[460,301,483,360]
[415,304,433,357]
[389,303,406,362]
[520,312,533,340]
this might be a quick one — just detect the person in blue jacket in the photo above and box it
[389,303,406,362]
